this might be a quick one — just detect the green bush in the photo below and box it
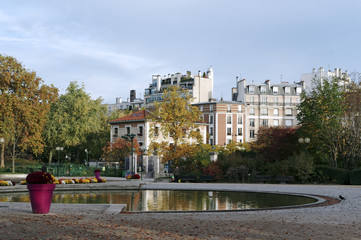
[350,168,361,185]
[313,165,350,184]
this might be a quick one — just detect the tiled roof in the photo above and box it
[109,110,147,123]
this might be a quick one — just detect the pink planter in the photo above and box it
[94,171,100,179]
[27,184,56,214]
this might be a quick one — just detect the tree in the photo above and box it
[43,82,108,164]
[0,54,58,172]
[102,138,140,165]
[147,85,203,166]
[251,127,299,162]
[338,82,361,169]
[297,77,347,167]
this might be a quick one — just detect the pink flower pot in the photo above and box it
[94,171,100,179]
[27,184,56,214]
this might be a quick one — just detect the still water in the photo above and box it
[0,190,317,212]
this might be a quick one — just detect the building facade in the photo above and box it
[105,90,144,115]
[232,79,304,142]
[193,101,246,146]
[109,110,207,178]
[144,67,214,107]
[301,67,350,93]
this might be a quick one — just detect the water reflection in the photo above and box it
[1,190,316,212]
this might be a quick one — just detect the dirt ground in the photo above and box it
[0,197,360,240]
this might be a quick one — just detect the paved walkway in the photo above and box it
[0,179,360,239]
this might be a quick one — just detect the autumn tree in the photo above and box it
[43,82,108,164]
[251,127,299,162]
[297,77,347,167]
[0,54,58,172]
[338,82,361,169]
[147,85,203,168]
[102,137,140,166]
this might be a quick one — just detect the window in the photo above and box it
[209,115,214,124]
[250,130,255,138]
[261,119,268,127]
[261,108,268,116]
[209,127,213,136]
[285,87,291,95]
[274,97,279,105]
[261,97,267,105]
[154,127,159,137]
[200,106,203,112]
[210,105,213,112]
[238,105,242,112]
[285,119,293,127]
[249,86,255,94]
[138,126,143,136]
[237,128,242,136]
[285,97,291,105]
[250,119,255,127]
[273,86,278,95]
[113,128,118,137]
[250,108,255,115]
[210,139,214,145]
[237,115,242,124]
[249,96,255,104]
[260,86,266,94]
[296,87,302,95]
[227,127,232,136]
[126,127,130,135]
[227,115,232,124]
[273,119,279,126]
[227,105,231,112]
[285,108,293,116]
[273,108,279,116]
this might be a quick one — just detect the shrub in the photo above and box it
[313,165,350,184]
[350,168,361,185]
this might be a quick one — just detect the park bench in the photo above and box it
[254,175,294,184]
[199,175,215,183]
[179,175,197,183]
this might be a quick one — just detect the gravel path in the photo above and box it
[0,182,360,239]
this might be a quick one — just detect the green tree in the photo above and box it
[43,82,108,164]
[0,54,58,172]
[147,85,203,167]
[297,77,347,167]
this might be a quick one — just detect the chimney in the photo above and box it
[130,90,136,102]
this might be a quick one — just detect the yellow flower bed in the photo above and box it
[15,177,106,185]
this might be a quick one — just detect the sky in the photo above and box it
[1,0,361,104]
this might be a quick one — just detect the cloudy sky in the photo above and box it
[1,0,361,103]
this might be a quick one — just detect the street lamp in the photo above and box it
[298,137,310,152]
[85,149,90,164]
[0,137,5,168]
[139,148,146,180]
[56,147,64,163]
[122,133,136,175]
[298,137,310,144]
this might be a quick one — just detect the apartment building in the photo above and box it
[232,78,304,142]
[193,100,246,146]
[301,67,350,93]
[109,110,207,178]
[105,90,144,115]
[144,67,213,107]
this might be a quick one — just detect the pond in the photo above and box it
[0,190,318,212]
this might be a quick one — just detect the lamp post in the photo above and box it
[139,148,146,180]
[298,137,310,151]
[0,137,5,168]
[122,133,136,175]
[56,147,64,163]
[85,149,90,164]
